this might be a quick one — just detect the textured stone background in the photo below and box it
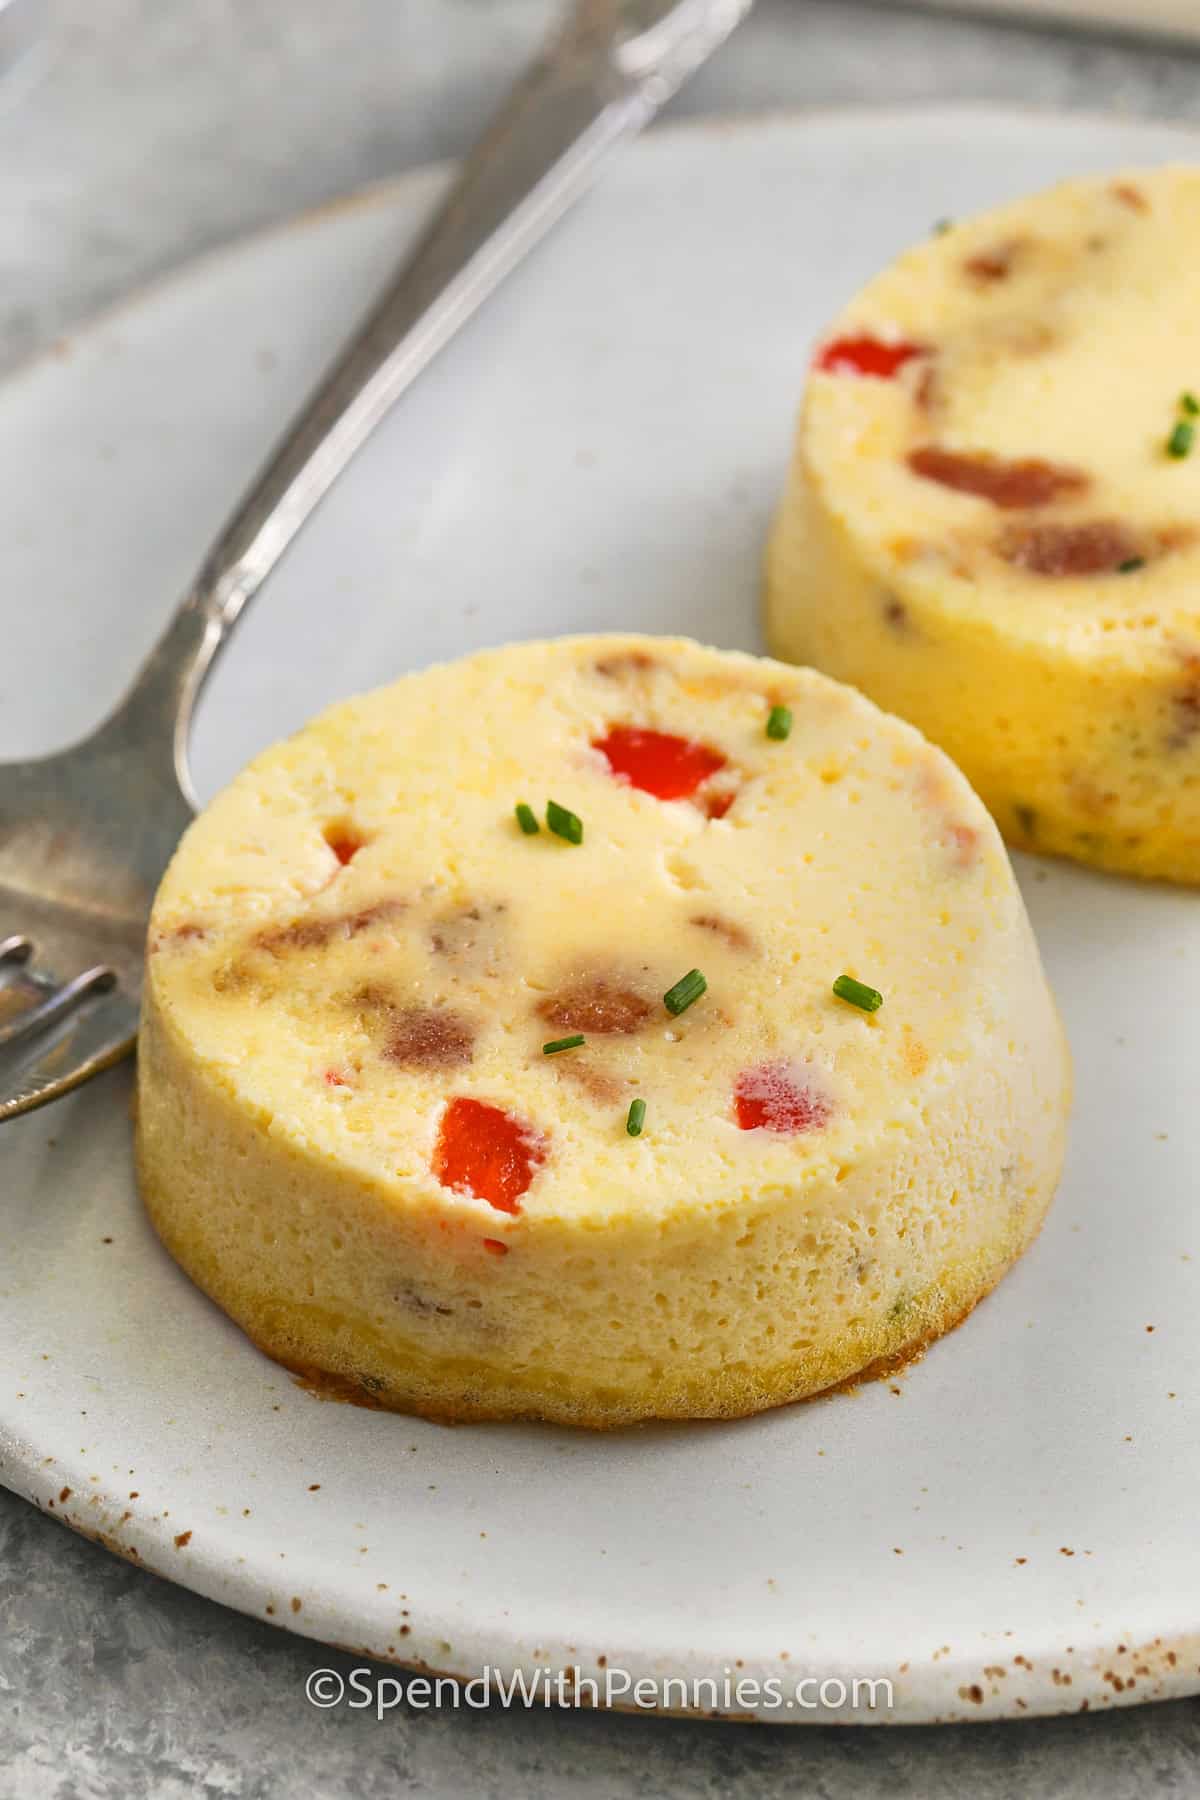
[4,2,1200,1793]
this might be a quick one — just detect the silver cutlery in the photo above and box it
[0,0,750,1121]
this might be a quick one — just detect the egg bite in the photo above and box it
[767,166,1200,883]
[136,635,1069,1425]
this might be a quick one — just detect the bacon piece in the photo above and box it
[211,959,254,996]
[482,1239,509,1257]
[734,1062,831,1135]
[1174,690,1200,748]
[690,912,754,952]
[384,1007,475,1070]
[323,1068,350,1088]
[345,899,406,935]
[594,651,659,678]
[962,238,1025,282]
[1111,181,1148,213]
[342,986,475,1069]
[252,897,406,956]
[908,447,1089,510]
[914,363,939,413]
[594,726,726,803]
[433,1098,545,1214]
[999,520,1142,577]
[554,1059,622,1105]
[537,975,653,1036]
[813,335,924,379]
[253,917,335,954]
[1166,646,1200,750]
[150,920,208,953]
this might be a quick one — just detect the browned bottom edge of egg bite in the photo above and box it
[137,1158,1046,1430]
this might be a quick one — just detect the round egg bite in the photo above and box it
[766,166,1200,884]
[136,635,1069,1425]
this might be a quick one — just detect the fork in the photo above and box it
[0,0,750,1121]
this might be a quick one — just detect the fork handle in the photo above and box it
[110,0,750,797]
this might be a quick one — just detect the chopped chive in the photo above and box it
[664,968,707,1017]
[515,801,539,835]
[543,1034,585,1055]
[833,973,884,1014]
[626,1097,647,1137]
[1117,557,1145,574]
[1167,420,1195,459]
[546,799,583,845]
[933,218,954,236]
[1182,392,1200,417]
[766,704,793,742]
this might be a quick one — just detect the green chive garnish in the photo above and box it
[664,969,707,1016]
[766,704,793,742]
[543,1034,585,1055]
[833,974,884,1014]
[546,800,583,845]
[626,1097,646,1137]
[515,802,539,835]
[1117,557,1145,574]
[933,218,953,236]
[1181,392,1200,417]
[1167,420,1194,459]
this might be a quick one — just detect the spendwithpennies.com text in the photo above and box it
[305,1665,894,1718]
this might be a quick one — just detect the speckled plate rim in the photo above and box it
[5,103,1200,1725]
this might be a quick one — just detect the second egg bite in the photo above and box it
[767,166,1200,884]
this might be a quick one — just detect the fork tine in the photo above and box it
[0,993,137,1122]
[0,965,117,1048]
[0,935,33,965]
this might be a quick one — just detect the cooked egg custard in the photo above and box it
[766,166,1200,884]
[136,635,1069,1426]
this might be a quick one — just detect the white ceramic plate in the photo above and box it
[4,106,1200,1726]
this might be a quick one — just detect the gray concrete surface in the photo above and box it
[3,1,1200,1793]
